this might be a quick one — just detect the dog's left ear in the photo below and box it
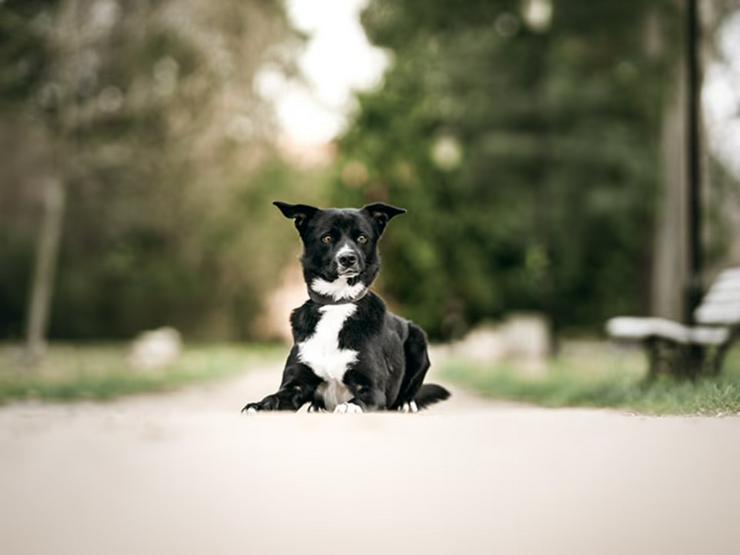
[362,203,406,235]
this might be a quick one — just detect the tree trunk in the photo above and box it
[25,178,65,361]
[651,55,689,322]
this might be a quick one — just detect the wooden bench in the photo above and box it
[606,267,740,377]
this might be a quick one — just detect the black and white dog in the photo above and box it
[242,201,450,414]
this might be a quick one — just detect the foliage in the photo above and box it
[0,342,282,403]
[0,0,314,340]
[442,344,740,415]
[331,0,682,339]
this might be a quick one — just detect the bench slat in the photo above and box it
[707,282,740,295]
[606,317,729,346]
[690,268,740,326]
[695,305,740,326]
[690,327,731,345]
[716,267,740,281]
[701,291,740,304]
[607,268,739,348]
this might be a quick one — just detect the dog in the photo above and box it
[242,201,450,414]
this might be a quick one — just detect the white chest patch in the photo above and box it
[310,276,366,302]
[298,303,358,386]
[316,381,353,411]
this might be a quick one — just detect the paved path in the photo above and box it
[1,361,740,555]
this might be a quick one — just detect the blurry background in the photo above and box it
[2,0,740,409]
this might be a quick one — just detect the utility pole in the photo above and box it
[685,0,702,324]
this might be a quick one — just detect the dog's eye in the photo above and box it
[321,235,333,245]
[357,235,368,244]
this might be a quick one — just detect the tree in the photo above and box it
[331,0,684,339]
[0,0,309,341]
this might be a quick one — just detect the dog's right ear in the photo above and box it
[273,201,319,233]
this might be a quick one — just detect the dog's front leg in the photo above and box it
[242,363,319,413]
[335,369,386,413]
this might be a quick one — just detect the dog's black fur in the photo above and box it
[241,201,450,413]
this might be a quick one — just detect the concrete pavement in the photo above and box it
[1,363,740,554]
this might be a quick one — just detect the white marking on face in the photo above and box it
[335,243,354,259]
[334,402,363,414]
[310,276,366,301]
[298,303,358,410]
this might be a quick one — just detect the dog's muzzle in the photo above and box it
[336,251,360,277]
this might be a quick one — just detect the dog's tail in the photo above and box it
[414,383,451,409]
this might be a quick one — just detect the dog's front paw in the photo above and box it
[241,403,260,414]
[334,402,363,414]
[241,395,279,414]
[307,403,326,413]
[398,401,419,413]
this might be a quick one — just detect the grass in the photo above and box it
[0,342,283,405]
[441,342,740,415]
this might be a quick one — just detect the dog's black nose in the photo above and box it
[338,253,358,267]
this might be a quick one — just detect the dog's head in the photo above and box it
[273,201,406,303]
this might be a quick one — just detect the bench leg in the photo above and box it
[710,343,731,376]
[684,345,704,380]
[644,339,700,379]
[645,338,661,379]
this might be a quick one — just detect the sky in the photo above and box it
[255,0,387,147]
[704,10,740,178]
